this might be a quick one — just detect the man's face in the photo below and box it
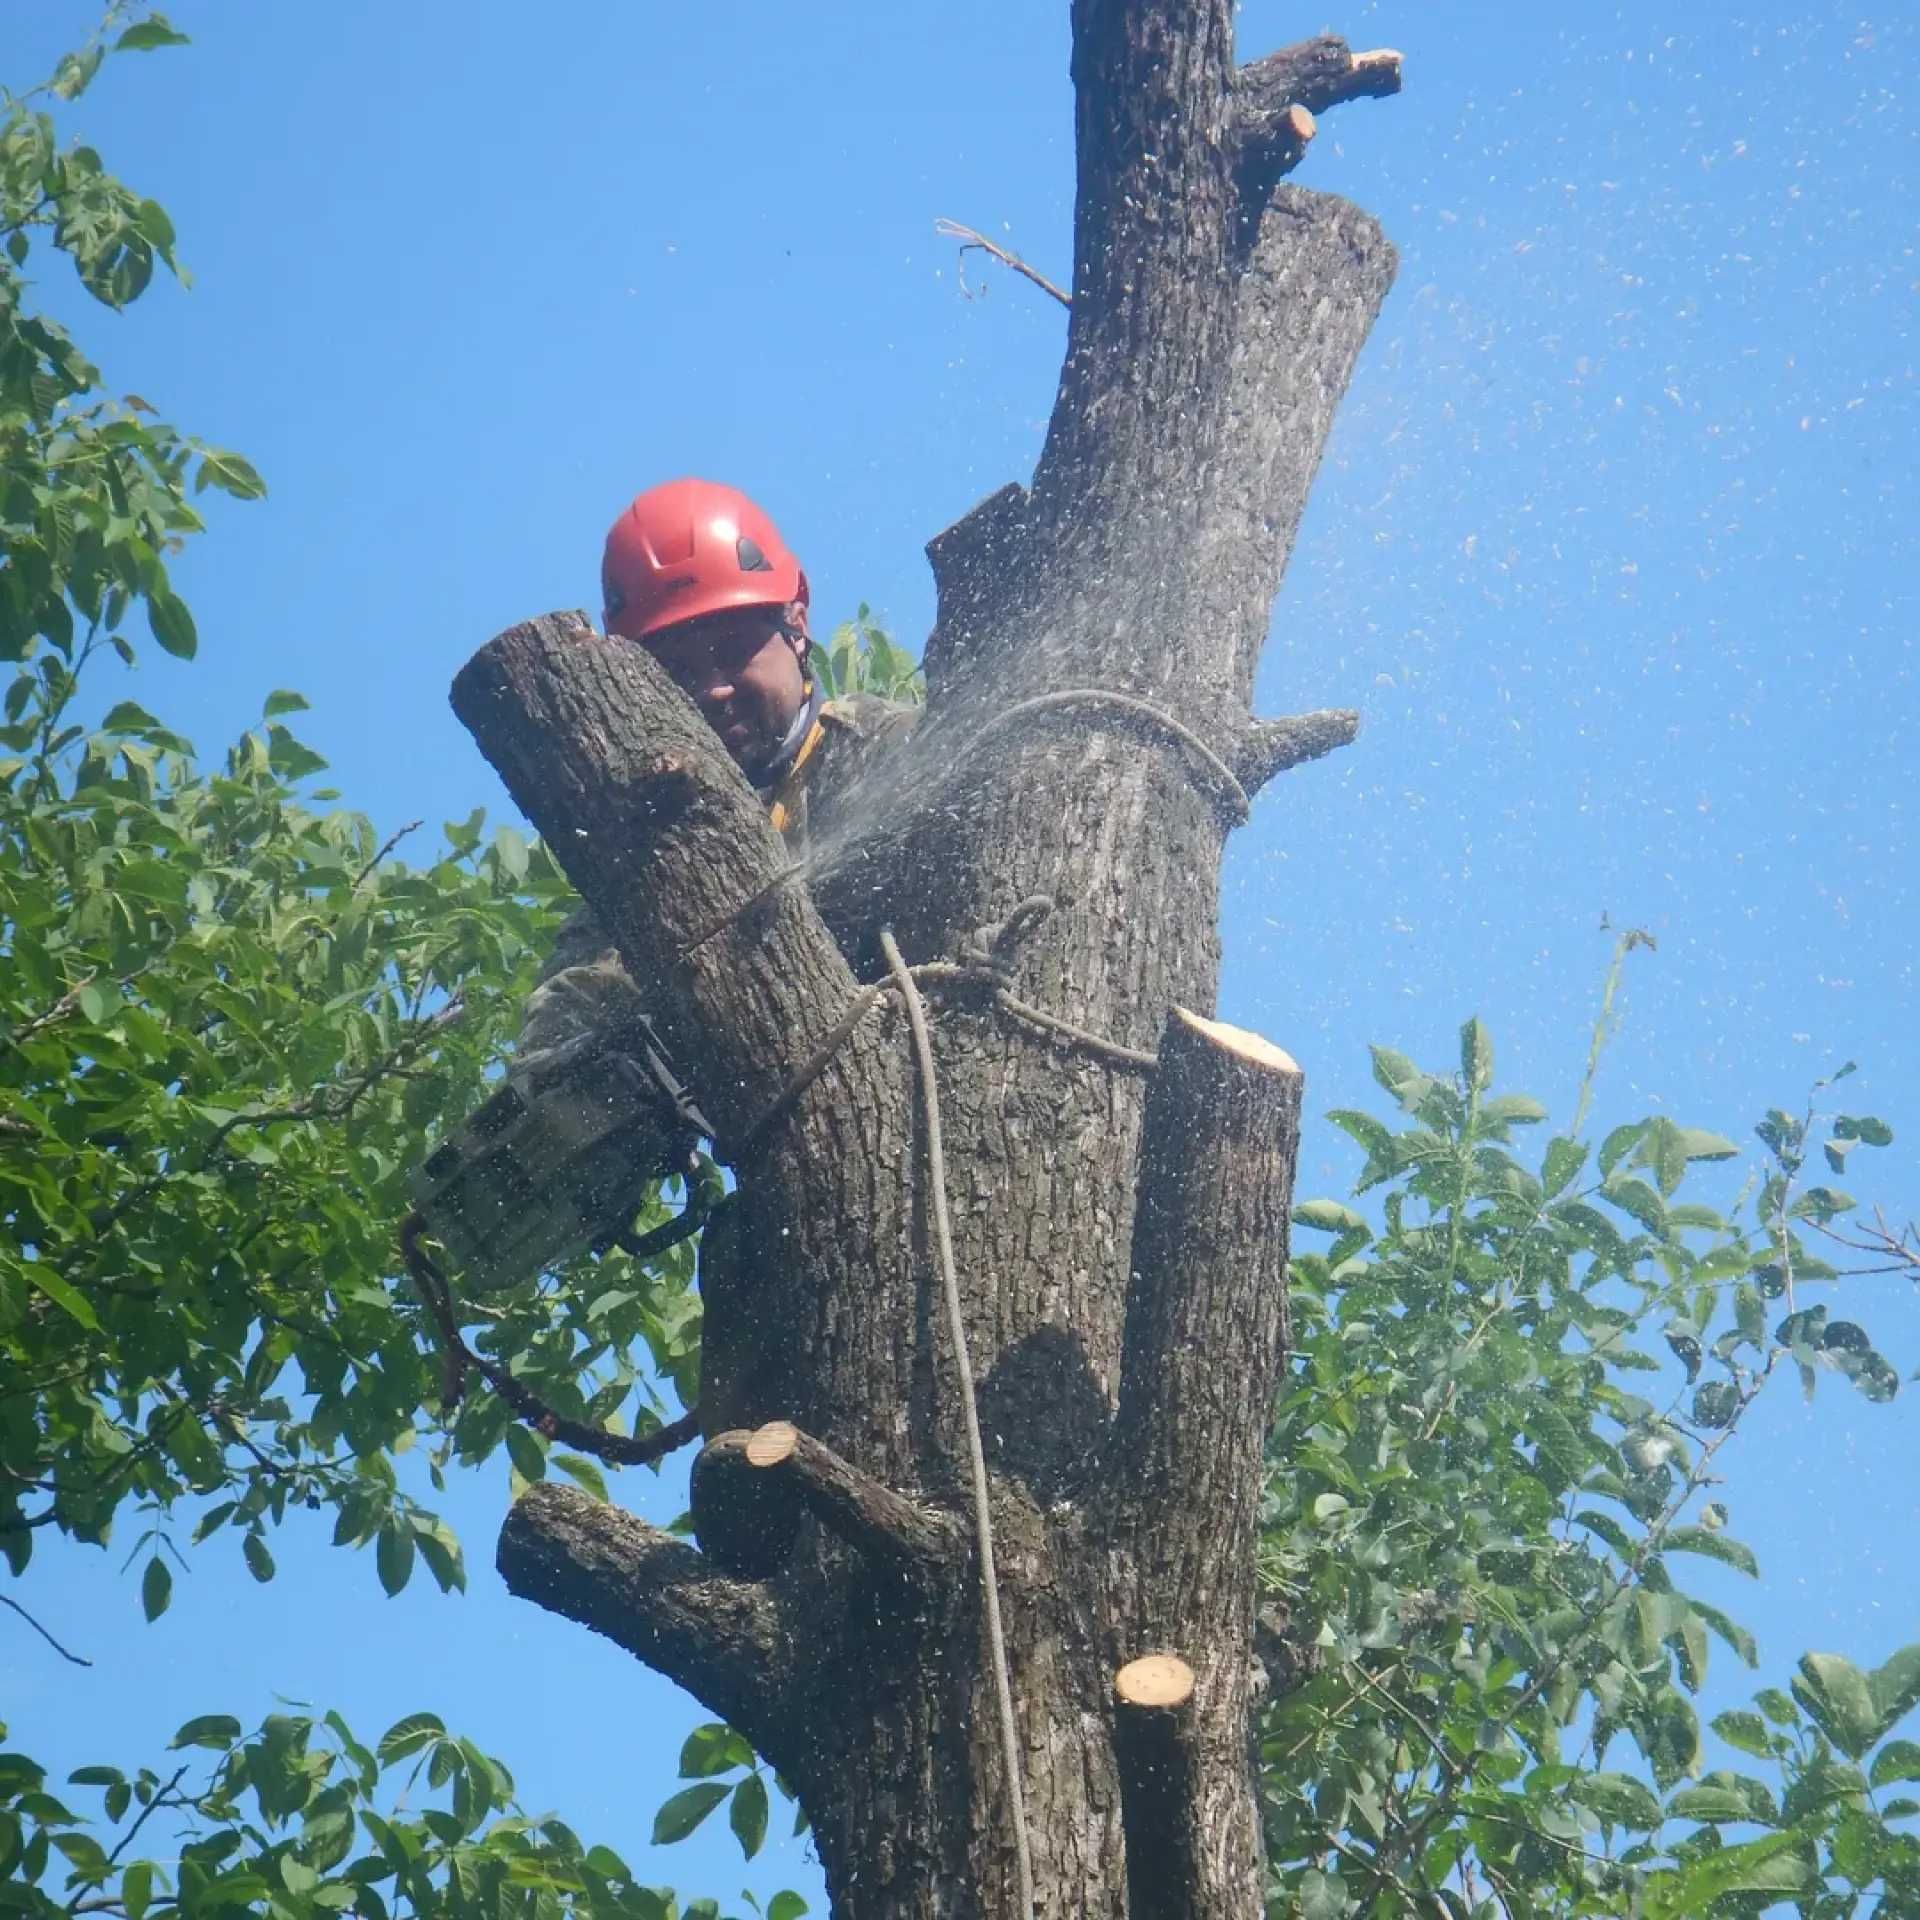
[641,607,809,772]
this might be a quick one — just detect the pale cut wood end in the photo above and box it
[1353,48,1404,74]
[745,1420,799,1468]
[1168,1006,1300,1076]
[1116,1652,1196,1709]
[1284,105,1317,142]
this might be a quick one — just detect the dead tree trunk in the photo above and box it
[452,10,1397,1915]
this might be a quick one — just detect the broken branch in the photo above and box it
[933,219,1071,311]
[1234,707,1361,796]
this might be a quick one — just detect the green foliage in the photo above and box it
[1258,1014,1914,1915]
[809,603,924,706]
[6,22,1916,1920]
[0,23,795,1920]
[0,1705,717,1920]
[650,1726,805,1865]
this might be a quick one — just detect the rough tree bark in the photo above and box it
[452,9,1397,1915]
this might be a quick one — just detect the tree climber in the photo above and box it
[410,477,916,1290]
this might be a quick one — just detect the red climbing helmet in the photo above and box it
[601,478,809,643]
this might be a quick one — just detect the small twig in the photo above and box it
[1346,1660,1452,1778]
[934,219,1071,310]
[1,1592,92,1666]
[354,818,422,890]
[4,972,99,1053]
[100,1764,191,1873]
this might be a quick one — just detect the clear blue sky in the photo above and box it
[9,2,1915,1910]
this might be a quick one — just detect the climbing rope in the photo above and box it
[678,685,1249,970]
[969,686,1251,825]
[880,928,1036,1920]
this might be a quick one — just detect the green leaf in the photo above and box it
[1833,1114,1894,1147]
[1870,1738,1920,1787]
[1295,1868,1347,1920]
[1369,1045,1427,1110]
[553,1454,610,1502]
[729,1772,768,1860]
[116,16,191,51]
[147,589,197,660]
[679,1724,755,1779]
[99,699,164,735]
[52,47,105,98]
[1542,1135,1588,1198]
[27,1266,100,1331]
[1790,1185,1855,1221]
[1793,1652,1878,1760]
[140,1556,171,1622]
[1600,1120,1649,1177]
[195,448,266,499]
[1459,1016,1493,1093]
[1523,1402,1587,1491]
[262,688,309,718]
[767,1895,809,1920]
[1868,1644,1920,1745]
[1710,1710,1773,1759]
[1675,1128,1741,1162]
[375,1713,444,1764]
[1664,1525,1758,1577]
[1691,1599,1759,1670]
[1293,1199,1367,1235]
[122,1860,153,1920]
[1602,1174,1666,1233]
[415,1520,467,1595]
[376,1519,416,1596]
[1654,1832,1811,1913]
[1668,1776,1776,1824]
[504,1424,547,1482]
[169,1714,241,1752]
[242,1532,275,1583]
[1570,1770,1663,1829]
[650,1782,729,1845]
[1480,1092,1547,1127]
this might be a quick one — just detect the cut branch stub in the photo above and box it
[1115,1005,1302,1628]
[1107,1008,1302,1915]
[1115,1652,1196,1710]
[1113,1651,1207,1920]
[745,1419,800,1467]
[693,1423,963,1584]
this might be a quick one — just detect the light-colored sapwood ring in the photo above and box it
[1115,1652,1196,1710]
[1284,104,1316,143]
[745,1420,799,1468]
[1169,1006,1299,1077]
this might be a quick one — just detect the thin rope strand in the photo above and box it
[968,687,1250,824]
[880,928,1035,1919]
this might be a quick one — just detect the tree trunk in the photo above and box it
[454,10,1399,1914]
